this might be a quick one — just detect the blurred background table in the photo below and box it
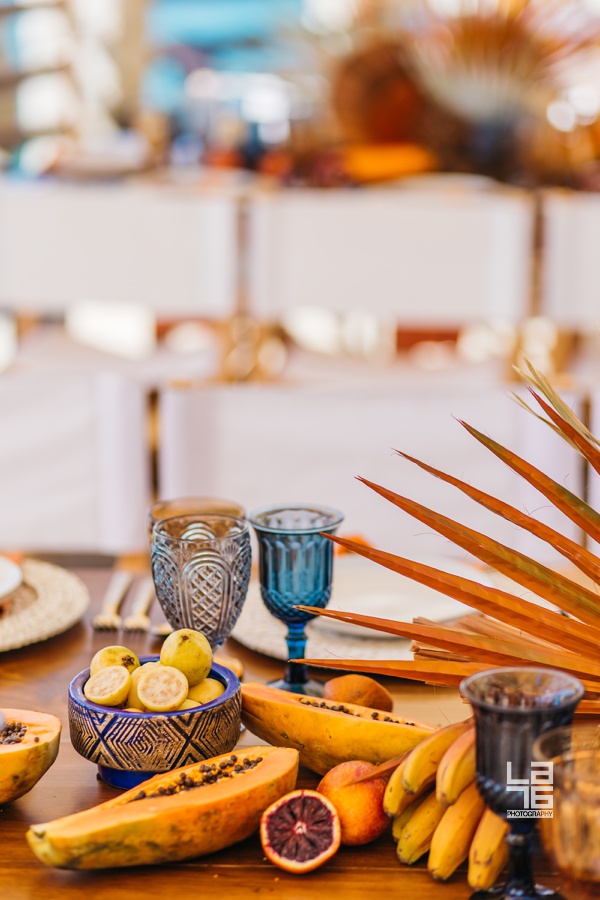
[0,564,567,900]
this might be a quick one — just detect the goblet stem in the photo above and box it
[505,829,535,898]
[266,622,323,696]
[284,623,309,691]
[471,827,566,900]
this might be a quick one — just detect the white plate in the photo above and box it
[232,581,415,663]
[231,554,491,663]
[311,554,491,640]
[232,557,561,663]
[0,556,22,602]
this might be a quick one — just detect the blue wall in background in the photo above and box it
[147,0,303,47]
[144,0,305,115]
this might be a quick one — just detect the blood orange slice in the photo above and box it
[260,789,341,874]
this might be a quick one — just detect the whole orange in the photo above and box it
[317,760,389,846]
[323,674,394,713]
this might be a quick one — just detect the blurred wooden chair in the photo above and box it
[246,186,535,327]
[540,189,600,333]
[535,189,600,377]
[157,379,584,564]
[0,178,239,319]
[0,370,150,554]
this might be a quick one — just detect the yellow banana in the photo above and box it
[428,781,485,881]
[436,726,476,806]
[468,808,509,891]
[392,791,432,842]
[397,790,446,865]
[384,755,427,817]
[401,717,473,796]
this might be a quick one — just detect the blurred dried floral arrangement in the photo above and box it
[295,0,600,186]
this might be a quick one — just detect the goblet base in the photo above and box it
[471,883,566,900]
[267,676,324,697]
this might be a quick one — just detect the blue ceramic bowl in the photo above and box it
[68,656,241,789]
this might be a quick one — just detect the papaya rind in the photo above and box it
[241,683,436,775]
[27,745,299,869]
[0,709,61,804]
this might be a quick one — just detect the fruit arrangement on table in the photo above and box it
[4,361,599,891]
[240,677,508,888]
[2,648,512,889]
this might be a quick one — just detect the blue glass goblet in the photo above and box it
[249,504,344,696]
[461,667,584,900]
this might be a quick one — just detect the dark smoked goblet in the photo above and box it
[461,667,584,900]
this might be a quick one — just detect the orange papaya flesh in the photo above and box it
[0,708,61,804]
[27,745,299,869]
[241,683,436,775]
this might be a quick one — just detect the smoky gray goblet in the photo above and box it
[461,667,584,900]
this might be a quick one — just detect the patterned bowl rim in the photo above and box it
[69,656,240,718]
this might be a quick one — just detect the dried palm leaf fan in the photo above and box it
[392,0,600,178]
[297,362,600,715]
[398,0,600,121]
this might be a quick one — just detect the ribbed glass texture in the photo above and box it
[249,504,343,693]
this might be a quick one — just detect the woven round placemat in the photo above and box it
[231,568,556,665]
[231,583,414,664]
[0,559,90,652]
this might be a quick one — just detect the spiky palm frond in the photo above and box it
[296,361,600,703]
[514,361,592,438]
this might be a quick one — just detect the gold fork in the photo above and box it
[123,577,156,632]
[91,571,133,630]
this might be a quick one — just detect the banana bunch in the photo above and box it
[384,718,509,889]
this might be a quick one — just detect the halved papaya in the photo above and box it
[27,745,298,869]
[0,708,61,804]
[241,683,436,775]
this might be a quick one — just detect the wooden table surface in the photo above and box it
[0,566,578,900]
